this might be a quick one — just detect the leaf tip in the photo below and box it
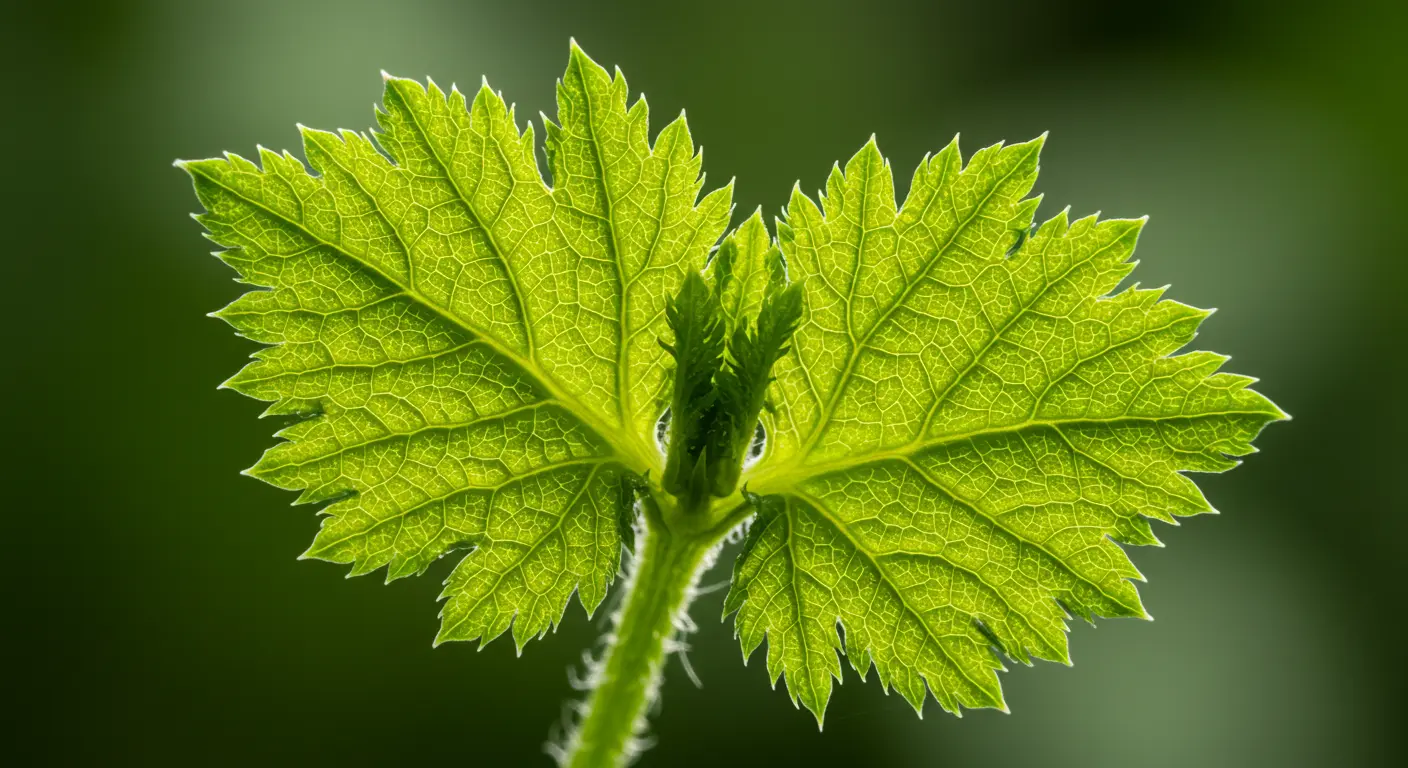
[380,69,393,83]
[568,38,595,67]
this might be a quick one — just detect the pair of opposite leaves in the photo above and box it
[181,43,1285,723]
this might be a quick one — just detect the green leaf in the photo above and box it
[181,42,731,650]
[726,135,1287,723]
[660,272,727,498]
[711,272,802,496]
[182,43,1285,744]
[660,215,804,501]
[705,210,786,332]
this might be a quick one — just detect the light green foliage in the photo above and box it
[660,213,803,501]
[659,273,728,501]
[724,136,1286,722]
[705,211,784,330]
[182,42,1284,739]
[182,43,731,650]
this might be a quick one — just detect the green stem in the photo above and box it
[566,504,717,768]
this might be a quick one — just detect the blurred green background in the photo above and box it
[8,0,1403,765]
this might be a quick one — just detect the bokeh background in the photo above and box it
[7,0,1404,765]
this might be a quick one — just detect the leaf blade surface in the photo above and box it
[184,46,731,650]
[728,137,1285,721]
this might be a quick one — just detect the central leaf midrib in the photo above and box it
[780,501,818,707]
[914,223,1128,439]
[796,142,1038,460]
[747,409,1275,494]
[789,490,999,705]
[195,166,648,474]
[387,86,538,361]
[890,453,1142,617]
[233,339,485,387]
[572,62,635,437]
[791,486,1064,664]
[439,462,605,641]
[258,400,557,474]
[310,458,613,556]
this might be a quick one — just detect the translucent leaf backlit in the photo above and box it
[726,136,1286,722]
[183,43,731,650]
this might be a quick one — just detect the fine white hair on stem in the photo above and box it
[546,511,728,766]
[726,514,753,544]
[673,638,704,689]
[693,578,730,595]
